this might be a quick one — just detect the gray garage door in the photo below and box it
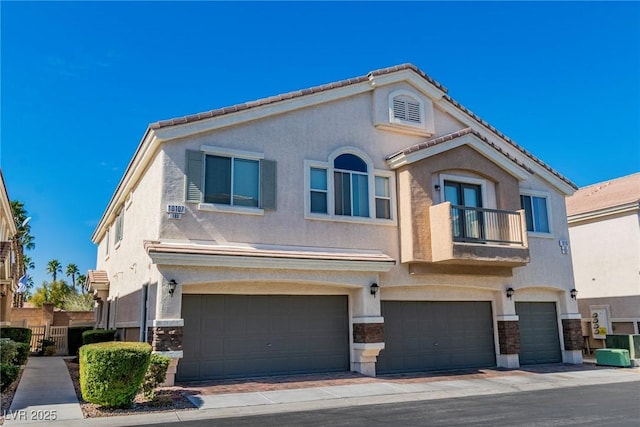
[377,301,496,374]
[515,302,562,364]
[177,294,349,381]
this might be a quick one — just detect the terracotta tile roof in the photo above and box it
[149,64,446,130]
[87,270,109,284]
[441,95,577,190]
[566,172,640,216]
[387,127,535,174]
[148,63,575,190]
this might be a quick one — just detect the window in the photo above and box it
[114,210,123,243]
[310,168,328,213]
[520,194,550,233]
[334,154,369,217]
[306,150,394,222]
[185,148,277,211]
[205,155,259,207]
[104,230,110,257]
[375,176,391,219]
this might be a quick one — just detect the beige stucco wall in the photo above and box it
[569,212,640,298]
[95,150,165,328]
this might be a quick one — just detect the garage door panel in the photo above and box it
[516,302,562,365]
[377,301,496,374]
[178,294,349,381]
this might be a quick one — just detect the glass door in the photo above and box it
[444,181,483,241]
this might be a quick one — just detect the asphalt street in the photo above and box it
[146,381,640,427]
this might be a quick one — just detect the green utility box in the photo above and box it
[596,348,631,367]
[605,335,640,359]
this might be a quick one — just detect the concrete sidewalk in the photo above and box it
[2,358,638,426]
[4,357,83,425]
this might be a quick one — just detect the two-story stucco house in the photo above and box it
[566,173,640,353]
[86,64,583,385]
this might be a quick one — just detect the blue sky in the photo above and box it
[1,1,639,290]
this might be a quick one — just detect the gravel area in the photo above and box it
[64,359,197,418]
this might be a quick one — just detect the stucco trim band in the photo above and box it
[152,319,184,327]
[145,241,395,272]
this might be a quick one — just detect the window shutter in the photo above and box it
[260,159,277,210]
[406,101,421,123]
[185,150,203,203]
[392,98,406,120]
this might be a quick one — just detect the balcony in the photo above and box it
[416,202,530,271]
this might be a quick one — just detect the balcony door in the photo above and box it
[444,181,483,241]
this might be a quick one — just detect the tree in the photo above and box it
[30,280,72,309]
[63,293,94,311]
[76,273,87,294]
[66,263,79,291]
[20,255,36,299]
[10,200,35,281]
[46,259,62,282]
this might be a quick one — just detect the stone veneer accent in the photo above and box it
[497,320,520,354]
[562,318,584,351]
[149,326,183,352]
[353,323,384,344]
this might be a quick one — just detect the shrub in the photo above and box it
[141,353,171,400]
[0,363,19,391]
[82,329,116,345]
[0,327,32,344]
[14,343,30,365]
[38,338,56,356]
[68,326,94,356]
[0,339,18,365]
[80,342,151,408]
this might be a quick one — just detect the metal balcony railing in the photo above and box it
[450,205,525,246]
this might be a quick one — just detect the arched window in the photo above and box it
[333,154,369,217]
[306,149,394,222]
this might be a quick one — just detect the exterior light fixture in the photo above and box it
[168,279,178,297]
[370,283,379,297]
[434,184,441,191]
[570,288,578,300]
[506,287,514,299]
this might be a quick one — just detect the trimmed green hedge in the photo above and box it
[0,363,19,392]
[0,327,32,344]
[141,353,171,399]
[69,326,94,356]
[0,340,18,365]
[80,342,151,408]
[14,342,30,365]
[82,329,116,345]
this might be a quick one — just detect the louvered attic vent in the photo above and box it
[393,97,421,123]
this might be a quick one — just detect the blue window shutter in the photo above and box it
[185,150,203,202]
[260,159,277,210]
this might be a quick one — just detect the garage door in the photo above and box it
[515,302,562,364]
[377,301,496,374]
[177,294,349,381]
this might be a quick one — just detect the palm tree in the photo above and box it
[11,200,35,279]
[76,273,87,294]
[66,263,79,290]
[46,259,62,282]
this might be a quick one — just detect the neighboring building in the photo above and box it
[87,64,582,385]
[566,173,640,353]
[0,170,18,325]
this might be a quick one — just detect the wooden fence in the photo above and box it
[28,324,69,355]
